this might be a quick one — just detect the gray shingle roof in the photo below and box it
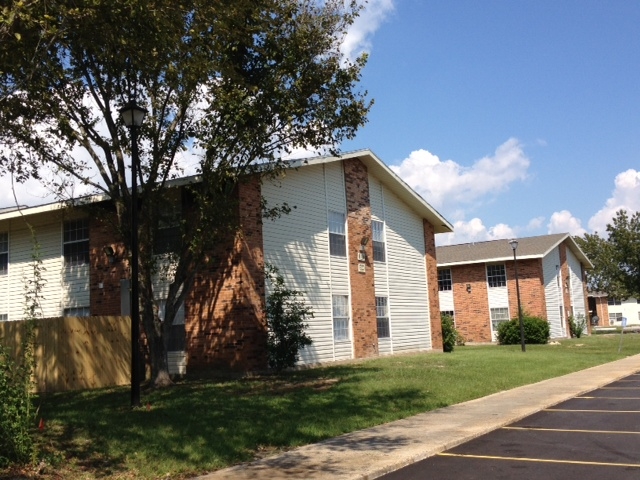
[436,233,592,268]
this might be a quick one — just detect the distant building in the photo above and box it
[436,234,593,342]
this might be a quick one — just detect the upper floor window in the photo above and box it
[438,269,452,291]
[154,192,182,255]
[64,219,89,267]
[0,232,8,275]
[486,264,506,288]
[372,220,386,262]
[328,211,346,257]
[608,298,622,306]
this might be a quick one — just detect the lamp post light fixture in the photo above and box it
[509,239,526,352]
[119,99,147,408]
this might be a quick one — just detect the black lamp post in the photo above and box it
[119,100,147,408]
[509,239,526,352]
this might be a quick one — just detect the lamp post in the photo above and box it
[119,100,147,408]
[509,239,526,352]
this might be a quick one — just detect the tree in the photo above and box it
[575,210,640,300]
[0,0,371,387]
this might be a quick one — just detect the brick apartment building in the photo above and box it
[0,150,453,373]
[436,234,593,342]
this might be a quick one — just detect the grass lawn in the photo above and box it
[4,334,640,479]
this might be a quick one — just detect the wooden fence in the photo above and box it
[0,316,131,392]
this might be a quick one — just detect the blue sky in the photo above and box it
[3,1,639,247]
[341,0,640,245]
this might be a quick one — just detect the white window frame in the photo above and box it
[375,296,390,338]
[0,232,7,276]
[372,220,386,263]
[487,264,507,288]
[438,269,452,291]
[332,295,350,341]
[63,306,91,317]
[63,219,90,268]
[328,211,346,257]
[609,312,623,323]
[490,307,510,332]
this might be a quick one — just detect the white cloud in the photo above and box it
[526,216,545,231]
[547,210,586,236]
[588,169,640,234]
[390,138,530,212]
[436,218,516,246]
[341,0,395,62]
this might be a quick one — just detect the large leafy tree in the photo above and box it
[575,210,640,301]
[0,0,370,386]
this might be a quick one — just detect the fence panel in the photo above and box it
[0,316,131,392]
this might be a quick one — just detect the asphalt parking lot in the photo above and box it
[380,373,640,480]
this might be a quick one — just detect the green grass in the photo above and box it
[6,334,640,479]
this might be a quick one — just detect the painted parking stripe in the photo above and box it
[600,387,640,389]
[577,396,640,399]
[545,408,640,413]
[503,426,640,435]
[437,452,640,468]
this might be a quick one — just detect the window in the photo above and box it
[0,232,7,275]
[609,312,623,323]
[332,295,349,341]
[490,307,510,332]
[608,298,622,306]
[372,220,386,262]
[441,310,455,319]
[64,219,89,267]
[438,269,452,291]
[328,211,346,257]
[0,314,7,321]
[64,306,90,317]
[376,296,390,338]
[487,264,506,288]
[154,191,182,254]
[158,299,185,325]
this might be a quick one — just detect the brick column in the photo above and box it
[185,176,267,370]
[90,213,128,316]
[343,158,377,359]
[423,220,443,351]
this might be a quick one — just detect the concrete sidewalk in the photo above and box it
[195,354,640,480]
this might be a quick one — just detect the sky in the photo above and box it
[3,0,640,247]
[340,0,640,245]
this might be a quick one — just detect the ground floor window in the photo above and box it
[332,295,349,341]
[609,312,623,323]
[490,307,510,333]
[376,296,390,338]
[63,306,90,317]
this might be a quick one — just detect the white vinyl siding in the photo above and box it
[0,212,74,320]
[567,249,586,322]
[542,248,566,337]
[369,174,392,355]
[384,189,431,352]
[607,298,640,326]
[262,163,346,364]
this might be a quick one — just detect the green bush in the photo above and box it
[441,314,464,353]
[497,315,550,345]
[264,264,313,371]
[0,324,36,467]
[569,315,587,338]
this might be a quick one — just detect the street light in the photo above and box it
[119,99,147,408]
[509,239,526,352]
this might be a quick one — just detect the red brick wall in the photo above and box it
[450,264,492,342]
[185,177,267,371]
[344,158,378,359]
[594,297,610,326]
[507,258,547,319]
[90,212,127,316]
[424,220,443,350]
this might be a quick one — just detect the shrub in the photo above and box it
[264,264,313,371]
[497,315,550,345]
[569,315,587,338]
[441,314,464,353]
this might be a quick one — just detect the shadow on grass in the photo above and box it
[34,363,431,477]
